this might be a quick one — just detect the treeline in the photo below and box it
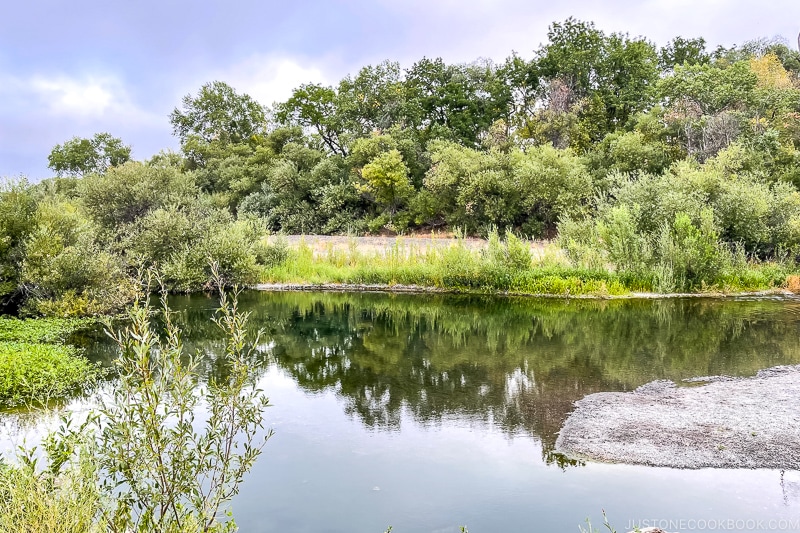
[3,19,800,314]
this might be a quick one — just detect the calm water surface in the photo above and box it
[13,292,800,532]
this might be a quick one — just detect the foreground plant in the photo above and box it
[0,266,271,533]
[0,418,102,533]
[98,268,272,532]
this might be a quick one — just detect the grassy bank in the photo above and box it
[0,318,101,407]
[258,234,798,296]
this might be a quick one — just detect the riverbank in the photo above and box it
[255,281,798,300]
[555,365,800,469]
[258,234,799,297]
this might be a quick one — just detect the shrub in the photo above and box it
[596,205,652,276]
[655,210,727,292]
[254,236,289,268]
[160,221,260,292]
[0,278,270,532]
[0,179,37,304]
[21,231,136,317]
[556,216,606,270]
[120,204,225,268]
[96,276,271,532]
[79,162,198,230]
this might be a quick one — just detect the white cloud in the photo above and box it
[29,75,117,116]
[0,70,162,127]
[0,70,172,179]
[207,55,332,107]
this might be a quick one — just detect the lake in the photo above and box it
[10,291,800,532]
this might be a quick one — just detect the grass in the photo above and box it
[258,235,797,296]
[0,451,103,533]
[0,318,101,407]
[261,236,630,296]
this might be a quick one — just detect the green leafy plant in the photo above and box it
[97,266,272,532]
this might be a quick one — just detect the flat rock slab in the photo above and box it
[556,366,800,469]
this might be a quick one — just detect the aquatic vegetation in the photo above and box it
[0,317,100,407]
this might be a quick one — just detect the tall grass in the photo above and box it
[259,232,798,296]
[0,443,103,533]
[260,233,630,296]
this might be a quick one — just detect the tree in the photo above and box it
[337,61,407,136]
[535,18,605,99]
[47,133,131,176]
[275,84,348,155]
[170,81,266,145]
[659,37,709,71]
[596,33,659,127]
[531,20,658,141]
[404,57,511,148]
[359,149,413,218]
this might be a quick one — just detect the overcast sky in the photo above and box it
[2,0,799,180]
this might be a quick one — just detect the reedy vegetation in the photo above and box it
[0,277,271,532]
[3,20,800,314]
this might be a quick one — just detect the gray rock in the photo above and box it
[556,365,800,469]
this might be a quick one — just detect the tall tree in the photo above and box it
[597,33,660,126]
[337,61,408,135]
[170,81,266,145]
[536,18,605,99]
[659,36,709,71]
[48,133,131,176]
[276,84,348,155]
[404,57,511,148]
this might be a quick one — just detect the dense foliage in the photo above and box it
[0,317,99,406]
[3,20,800,313]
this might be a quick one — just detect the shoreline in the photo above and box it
[254,282,798,300]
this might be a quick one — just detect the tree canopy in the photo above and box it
[47,133,131,176]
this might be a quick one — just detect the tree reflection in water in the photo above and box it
[151,292,800,465]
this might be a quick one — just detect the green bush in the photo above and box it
[161,221,260,292]
[0,179,37,303]
[0,317,94,344]
[79,161,198,230]
[119,203,225,268]
[655,210,728,292]
[596,205,652,276]
[254,236,290,268]
[22,232,136,317]
[0,282,269,532]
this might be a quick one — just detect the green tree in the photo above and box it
[536,18,605,99]
[170,81,266,145]
[337,61,408,136]
[659,36,709,71]
[530,19,658,142]
[404,57,511,148]
[276,84,347,155]
[597,33,659,127]
[48,133,131,176]
[359,149,413,219]
[658,61,758,115]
